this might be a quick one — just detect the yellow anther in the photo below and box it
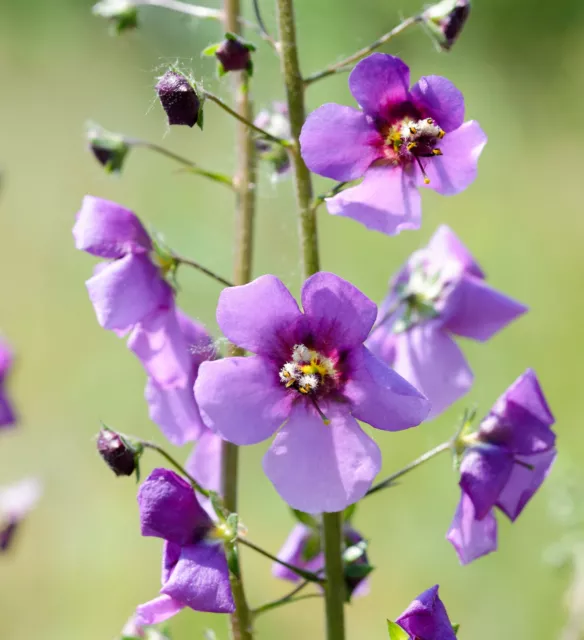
[285,379,296,388]
[432,149,443,156]
[438,129,445,139]
[299,386,310,394]
[426,118,434,124]
[409,126,417,134]
[407,142,417,151]
[424,176,431,184]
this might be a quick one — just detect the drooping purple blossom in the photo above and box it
[194,272,430,513]
[0,339,16,428]
[395,585,457,640]
[447,369,556,564]
[367,225,526,417]
[156,70,202,128]
[0,478,42,552]
[136,469,234,624]
[300,53,487,235]
[274,523,370,598]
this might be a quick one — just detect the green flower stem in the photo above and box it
[276,0,319,279]
[171,253,233,287]
[131,140,234,188]
[251,581,321,618]
[311,181,350,210]
[303,14,422,86]
[140,441,209,496]
[238,538,324,583]
[365,441,452,498]
[321,512,346,640]
[204,92,291,148]
[220,1,256,638]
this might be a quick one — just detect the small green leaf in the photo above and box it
[452,623,460,635]
[217,62,227,77]
[226,513,239,541]
[291,509,319,528]
[343,503,357,522]
[202,43,220,56]
[246,59,254,77]
[387,620,409,640]
[344,563,373,579]
[300,530,322,562]
[209,491,228,522]
[224,31,238,41]
[226,543,241,579]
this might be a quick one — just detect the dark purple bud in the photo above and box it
[156,70,202,128]
[87,122,130,173]
[97,427,142,477]
[215,34,255,74]
[422,0,470,51]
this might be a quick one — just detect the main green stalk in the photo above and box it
[275,1,345,638]
[222,1,255,639]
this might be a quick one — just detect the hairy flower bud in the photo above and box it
[215,34,255,75]
[422,0,470,51]
[92,0,138,34]
[87,122,130,173]
[155,70,203,129]
[97,427,142,477]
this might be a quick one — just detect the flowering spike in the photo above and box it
[422,0,471,51]
[86,122,130,173]
[156,70,203,129]
[92,0,138,34]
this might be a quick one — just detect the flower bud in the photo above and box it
[422,0,470,51]
[254,103,291,180]
[203,33,255,77]
[97,427,142,477]
[155,70,203,129]
[92,0,138,34]
[87,122,130,173]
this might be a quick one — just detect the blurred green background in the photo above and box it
[1,0,583,638]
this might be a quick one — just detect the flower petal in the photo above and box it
[326,166,421,236]
[348,53,410,120]
[300,104,382,181]
[185,429,224,495]
[497,449,556,521]
[421,120,487,196]
[263,403,381,513]
[445,274,527,342]
[380,323,473,419]
[447,493,498,565]
[138,469,212,544]
[162,542,235,614]
[460,445,514,519]
[410,75,465,132]
[195,357,292,445]
[128,306,192,388]
[426,224,484,278]
[216,275,301,358]
[0,387,16,428]
[73,196,151,258]
[301,272,377,351]
[86,254,170,331]
[344,346,430,431]
[396,585,456,640]
[144,377,206,446]
[136,594,184,625]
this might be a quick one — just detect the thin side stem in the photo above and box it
[311,181,350,210]
[365,441,451,498]
[303,15,422,86]
[141,441,209,496]
[251,0,278,49]
[238,538,324,583]
[322,512,346,640]
[172,254,233,287]
[221,1,255,638]
[133,140,234,188]
[276,0,319,278]
[204,92,291,148]
[252,581,321,618]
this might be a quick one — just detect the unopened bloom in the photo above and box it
[300,53,486,235]
[156,70,203,128]
[448,369,556,564]
[394,585,457,640]
[274,523,370,597]
[195,272,430,513]
[367,225,526,417]
[0,339,16,428]
[136,469,234,623]
[87,122,130,174]
[255,103,291,180]
[97,426,142,476]
[0,478,42,552]
[215,34,255,75]
[422,0,471,51]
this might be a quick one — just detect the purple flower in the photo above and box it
[194,272,430,513]
[367,225,526,417]
[73,196,173,333]
[447,369,556,564]
[395,585,457,640]
[274,523,370,598]
[130,310,216,446]
[300,53,486,235]
[0,478,42,552]
[0,339,16,428]
[136,469,234,623]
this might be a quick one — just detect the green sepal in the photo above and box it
[244,42,257,52]
[209,491,229,522]
[291,509,319,529]
[344,563,374,580]
[202,43,220,56]
[225,543,241,579]
[343,503,357,523]
[387,620,409,640]
[196,99,205,131]
[217,62,227,78]
[224,31,238,41]
[452,623,460,635]
[225,513,239,543]
[300,530,321,562]
[246,60,254,77]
